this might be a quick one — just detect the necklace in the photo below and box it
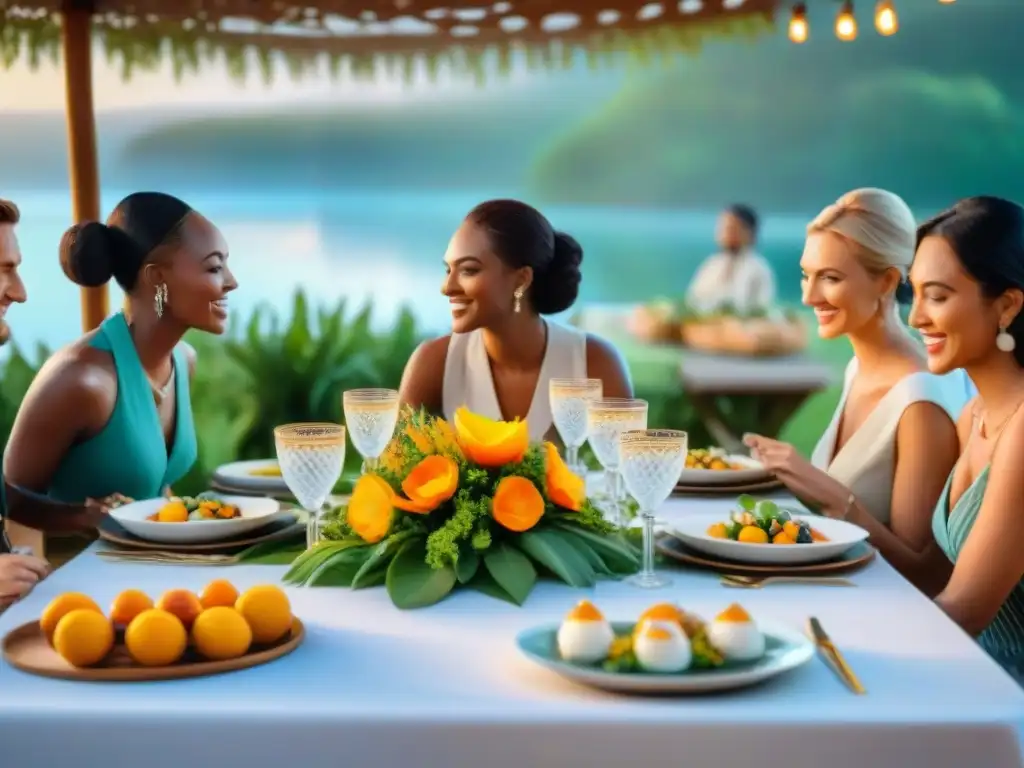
[975,395,1024,439]
[148,363,175,404]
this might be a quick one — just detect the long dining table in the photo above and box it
[1,493,1023,768]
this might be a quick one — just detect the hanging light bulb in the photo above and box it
[875,0,898,35]
[938,0,955,4]
[788,3,809,43]
[835,0,857,41]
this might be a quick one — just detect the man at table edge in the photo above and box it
[0,198,50,610]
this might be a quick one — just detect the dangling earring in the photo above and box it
[513,287,524,314]
[154,283,168,318]
[997,324,1016,353]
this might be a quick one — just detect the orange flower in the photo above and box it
[399,455,459,512]
[453,407,529,467]
[492,476,545,532]
[544,442,584,512]
[346,475,397,543]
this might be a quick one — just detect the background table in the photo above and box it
[1,495,1022,768]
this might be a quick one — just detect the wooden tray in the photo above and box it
[3,618,304,682]
[673,478,784,495]
[656,534,876,576]
[97,514,304,554]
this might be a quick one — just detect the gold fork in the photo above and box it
[721,574,855,589]
[97,549,240,565]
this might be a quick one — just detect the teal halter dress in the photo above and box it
[932,464,1024,684]
[45,312,197,503]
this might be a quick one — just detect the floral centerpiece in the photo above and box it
[282,406,640,609]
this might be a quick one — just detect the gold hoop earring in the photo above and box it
[155,283,168,318]
[513,287,524,314]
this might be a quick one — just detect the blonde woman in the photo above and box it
[745,189,973,587]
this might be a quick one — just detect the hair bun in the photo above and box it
[59,221,144,288]
[531,231,583,315]
[894,279,914,306]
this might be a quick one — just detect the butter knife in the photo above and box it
[807,617,866,694]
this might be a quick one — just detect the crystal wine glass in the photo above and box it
[549,378,603,475]
[342,388,400,475]
[274,423,347,549]
[586,398,648,526]
[619,429,688,589]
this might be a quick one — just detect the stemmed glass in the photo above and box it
[620,429,688,589]
[342,388,400,475]
[586,398,648,527]
[549,378,603,475]
[274,423,347,549]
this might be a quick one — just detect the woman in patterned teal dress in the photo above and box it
[905,196,1024,683]
[1,192,238,533]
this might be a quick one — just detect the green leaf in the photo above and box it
[551,523,639,574]
[455,547,480,585]
[238,541,305,565]
[308,546,372,586]
[282,541,350,584]
[484,543,537,605]
[468,568,518,605]
[557,530,614,577]
[351,532,415,589]
[386,539,457,609]
[737,494,756,512]
[518,528,596,587]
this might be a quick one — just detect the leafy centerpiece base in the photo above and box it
[283,406,640,608]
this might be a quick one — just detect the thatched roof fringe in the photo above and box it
[0,11,775,85]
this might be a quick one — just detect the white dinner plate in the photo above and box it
[109,495,287,544]
[669,510,870,565]
[517,621,813,694]
[678,454,772,485]
[212,459,290,494]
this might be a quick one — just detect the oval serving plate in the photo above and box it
[679,454,772,486]
[669,510,870,566]
[108,495,286,545]
[516,621,813,694]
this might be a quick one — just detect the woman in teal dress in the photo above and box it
[2,192,238,532]
[904,196,1024,683]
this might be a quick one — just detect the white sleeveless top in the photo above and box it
[442,321,588,442]
[811,359,974,524]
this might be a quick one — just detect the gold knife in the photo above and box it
[807,617,866,694]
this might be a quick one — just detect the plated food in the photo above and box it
[149,493,240,522]
[669,497,870,566]
[706,495,828,545]
[518,599,813,694]
[678,451,771,486]
[109,494,286,544]
[2,581,301,681]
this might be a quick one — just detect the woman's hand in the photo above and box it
[742,433,849,516]
[0,553,50,609]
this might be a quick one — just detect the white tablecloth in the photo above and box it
[2,495,1023,768]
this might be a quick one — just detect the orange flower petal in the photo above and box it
[454,407,529,467]
[545,442,585,512]
[492,476,545,532]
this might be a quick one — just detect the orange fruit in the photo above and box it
[52,609,114,667]
[109,589,153,626]
[772,532,795,545]
[40,593,102,640]
[706,522,728,539]
[125,609,187,666]
[157,501,189,523]
[199,579,239,610]
[192,607,252,660]
[737,525,769,544]
[235,585,293,644]
[155,589,203,628]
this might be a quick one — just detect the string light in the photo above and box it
[874,0,898,35]
[788,3,809,43]
[835,0,857,41]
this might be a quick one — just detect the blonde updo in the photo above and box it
[808,188,917,302]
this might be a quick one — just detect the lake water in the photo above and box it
[8,188,811,351]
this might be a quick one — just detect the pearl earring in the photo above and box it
[997,325,1016,353]
[513,287,524,314]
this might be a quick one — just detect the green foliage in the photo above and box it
[0,342,50,455]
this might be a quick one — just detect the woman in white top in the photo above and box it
[398,199,632,441]
[744,189,972,584]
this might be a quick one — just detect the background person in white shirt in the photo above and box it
[686,204,776,315]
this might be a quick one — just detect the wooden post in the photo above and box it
[61,0,107,332]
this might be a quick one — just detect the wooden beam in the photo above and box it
[61,1,107,332]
